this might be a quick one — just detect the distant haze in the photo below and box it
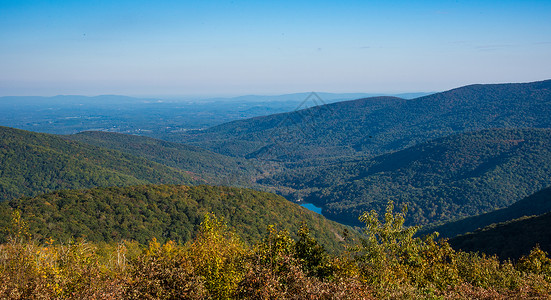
[1,92,431,135]
[1,0,550,96]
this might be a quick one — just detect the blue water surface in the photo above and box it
[300,203,322,214]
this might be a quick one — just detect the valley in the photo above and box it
[1,80,551,298]
[4,0,551,296]
[2,80,551,243]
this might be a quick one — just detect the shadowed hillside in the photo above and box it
[449,212,551,260]
[423,186,551,238]
[261,129,551,227]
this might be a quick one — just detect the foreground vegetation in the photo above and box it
[2,203,551,299]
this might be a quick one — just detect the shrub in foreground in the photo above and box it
[2,208,551,299]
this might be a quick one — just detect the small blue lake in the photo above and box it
[300,202,323,214]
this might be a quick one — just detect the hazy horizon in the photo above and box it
[0,91,434,100]
[1,0,550,97]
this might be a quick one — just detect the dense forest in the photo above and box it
[65,131,259,186]
[261,128,551,226]
[2,80,551,298]
[61,126,551,230]
[0,126,198,201]
[0,185,352,252]
[423,185,551,238]
[175,80,551,161]
[449,211,551,260]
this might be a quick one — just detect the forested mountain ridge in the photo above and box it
[0,184,353,252]
[0,126,198,201]
[422,185,551,239]
[174,96,406,159]
[175,80,551,161]
[65,131,259,186]
[449,211,551,260]
[3,82,551,298]
[260,128,551,227]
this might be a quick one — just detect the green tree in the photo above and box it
[294,223,333,278]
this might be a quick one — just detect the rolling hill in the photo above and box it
[422,185,551,238]
[448,211,551,260]
[65,131,259,186]
[0,185,353,252]
[260,129,551,227]
[0,126,198,201]
[174,80,551,162]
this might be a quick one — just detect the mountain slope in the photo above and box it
[448,212,551,260]
[175,96,405,159]
[261,129,551,227]
[422,186,551,238]
[175,80,551,161]
[0,126,197,201]
[0,185,353,252]
[65,131,259,186]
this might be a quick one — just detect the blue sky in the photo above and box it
[1,0,550,97]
